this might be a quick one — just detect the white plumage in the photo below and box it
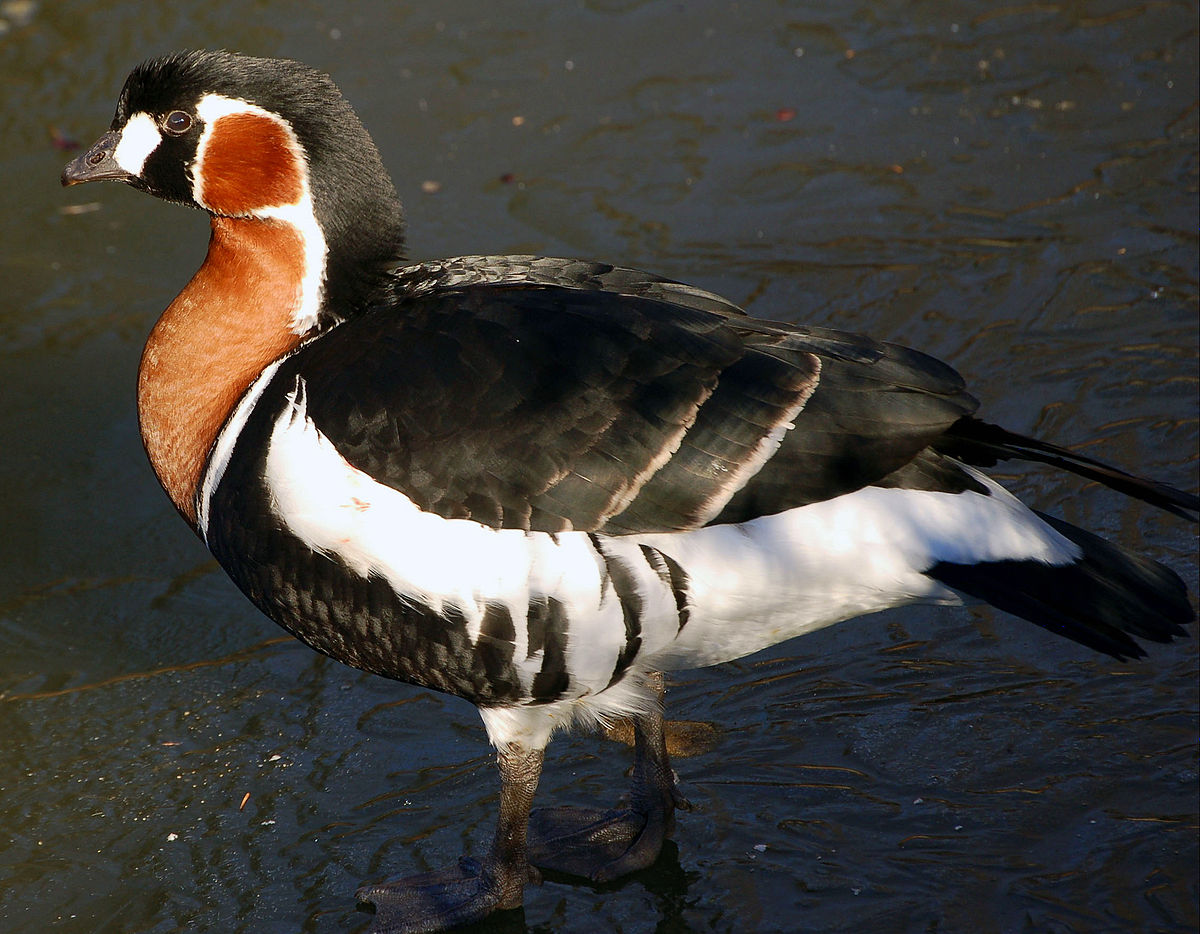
[62,49,1194,934]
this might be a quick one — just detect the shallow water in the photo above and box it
[1,1,1197,932]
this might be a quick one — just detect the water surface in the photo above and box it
[1,1,1196,932]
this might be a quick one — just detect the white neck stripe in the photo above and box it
[192,93,329,335]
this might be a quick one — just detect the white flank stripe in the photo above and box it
[256,377,1083,716]
[262,379,683,700]
[113,112,162,176]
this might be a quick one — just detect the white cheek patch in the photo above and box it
[113,112,163,176]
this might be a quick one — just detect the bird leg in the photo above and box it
[527,670,690,882]
[358,743,543,933]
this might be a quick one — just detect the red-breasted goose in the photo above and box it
[62,50,1196,932]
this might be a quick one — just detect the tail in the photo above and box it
[937,417,1200,522]
[927,511,1193,660]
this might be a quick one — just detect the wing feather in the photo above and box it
[290,257,979,532]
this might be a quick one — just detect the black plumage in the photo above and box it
[61,49,1196,934]
[114,50,406,321]
[204,387,529,704]
[929,511,1192,659]
[292,257,992,536]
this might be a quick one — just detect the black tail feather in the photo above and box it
[937,417,1200,522]
[927,512,1193,661]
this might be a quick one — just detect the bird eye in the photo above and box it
[163,110,193,136]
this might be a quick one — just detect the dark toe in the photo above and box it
[358,857,526,934]
[527,804,666,882]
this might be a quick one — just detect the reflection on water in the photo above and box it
[1,1,1196,932]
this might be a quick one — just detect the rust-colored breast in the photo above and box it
[138,216,307,526]
[197,113,304,215]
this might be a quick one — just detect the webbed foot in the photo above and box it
[528,672,690,883]
[527,798,676,882]
[357,854,534,933]
[359,744,544,932]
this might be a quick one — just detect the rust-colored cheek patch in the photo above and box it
[199,113,304,215]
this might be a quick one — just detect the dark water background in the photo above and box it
[1,1,1197,932]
